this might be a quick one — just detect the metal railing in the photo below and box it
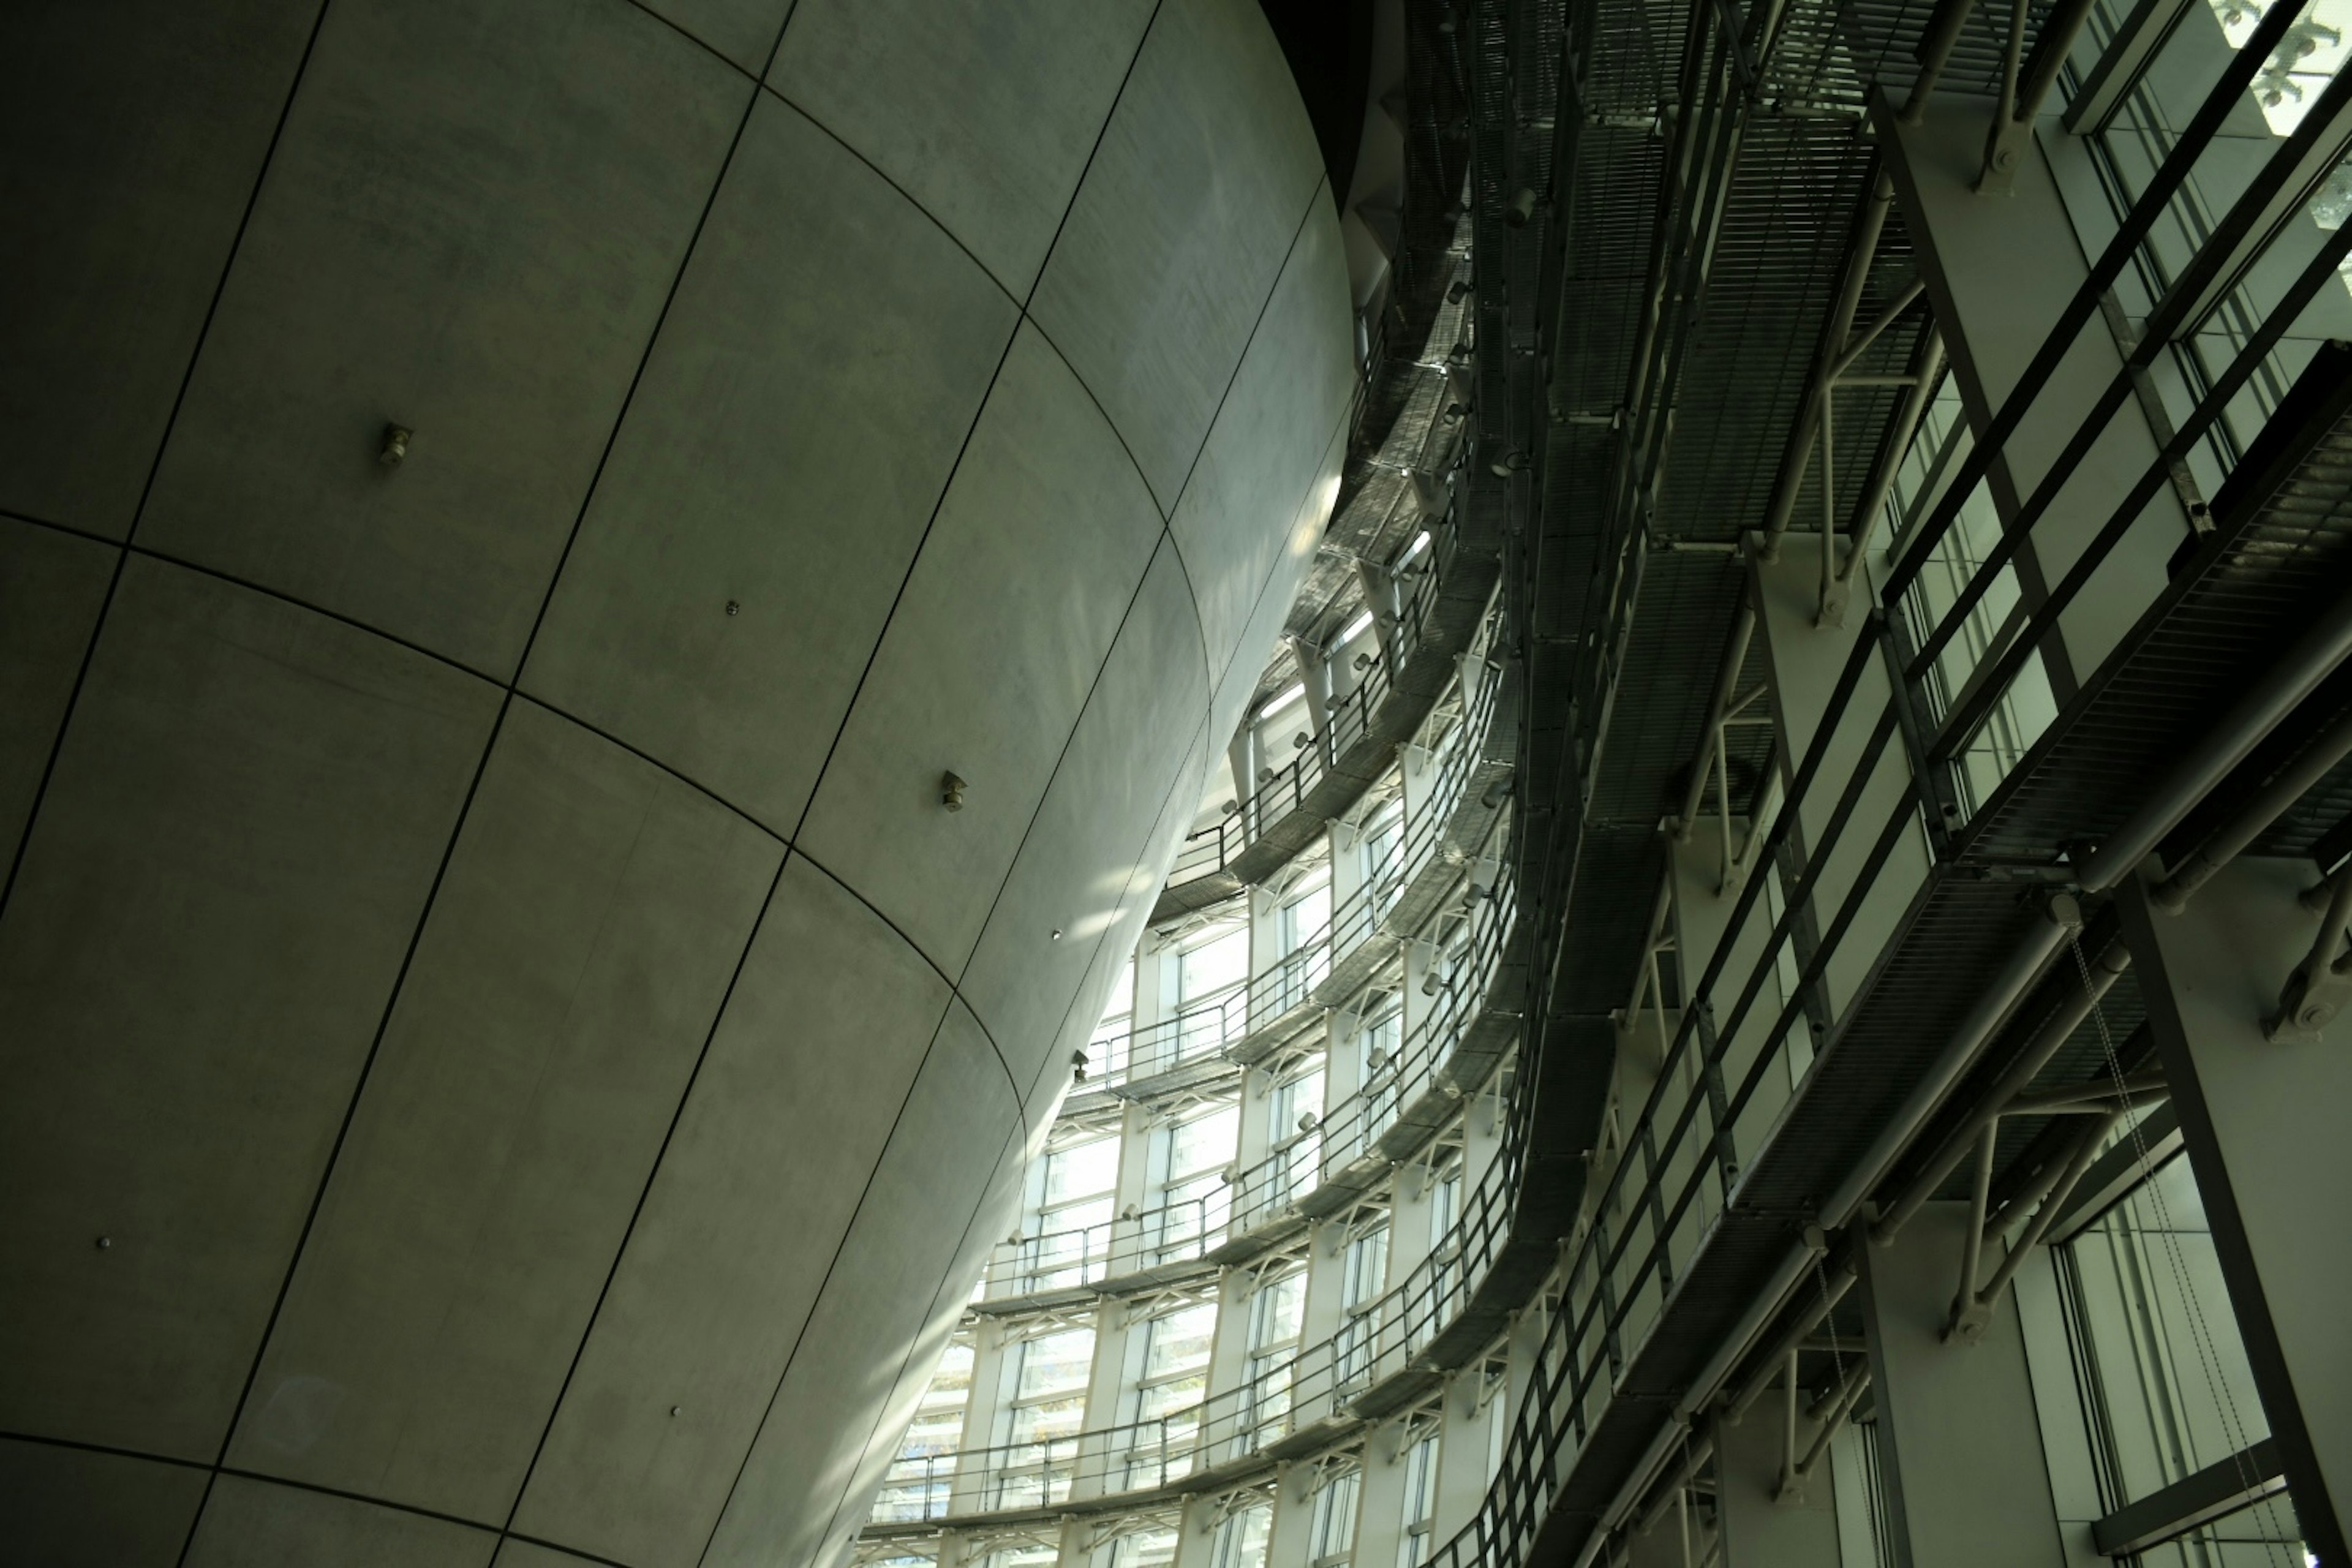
[1164,511,1465,887]
[1069,649,1506,1102]
[987,849,1518,1300]
[871,1090,1525,1527]
[1396,23,2352,1566]
[1885,0,2352,825]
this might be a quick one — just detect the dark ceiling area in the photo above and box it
[1258,0,1377,207]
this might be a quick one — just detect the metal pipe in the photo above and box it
[1829,279,1926,381]
[1779,1349,1801,1494]
[1763,186,1892,557]
[1901,0,1981,123]
[1728,1254,1856,1422]
[1820,900,2077,1231]
[1837,329,1947,590]
[1877,931,2128,1241]
[1795,1364,1868,1481]
[1955,1123,1996,1308]
[2078,579,2352,892]
[1819,388,1839,619]
[2152,700,2352,911]
[1677,605,1760,838]
[1972,1109,2121,1305]
[1634,1431,1719,1539]
[2015,0,2101,123]
[1991,0,2030,139]
[1804,1346,1868,1423]
[2003,1069,2165,1112]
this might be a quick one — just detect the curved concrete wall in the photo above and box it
[0,1,1352,1564]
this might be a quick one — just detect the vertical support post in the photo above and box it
[1858,1200,2076,1567]
[1358,554,1405,669]
[1716,1398,1844,1567]
[1264,1461,1318,1568]
[1430,1366,1498,1544]
[1170,1490,1228,1568]
[1877,93,2191,690]
[1352,1416,1418,1568]
[951,1317,1012,1516]
[1287,632,1336,766]
[2118,859,2351,1564]
[1229,726,1258,842]
[1749,532,1934,1026]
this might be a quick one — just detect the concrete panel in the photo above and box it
[2121,862,2352,1562]
[797,325,1163,974]
[639,0,789,74]
[771,0,1157,297]
[960,541,1210,1096]
[1169,194,1355,677]
[703,1003,1022,1567]
[0,559,500,1460]
[184,1474,496,1567]
[524,94,1019,832]
[511,854,953,1568]
[1028,0,1326,511]
[0,0,317,540]
[1715,1404,1843,1567]
[139,0,746,677]
[1860,1201,2070,1568]
[225,701,783,1522]
[1025,718,1213,1134]
[491,1542,610,1568]
[492,1544,608,1568]
[0,521,117,869]
[0,1437,209,1568]
[1206,414,1349,745]
[1883,100,2186,686]
[817,1117,1028,1561]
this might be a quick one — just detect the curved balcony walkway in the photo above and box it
[974,662,1520,1317]
[1152,512,1504,925]
[860,1050,1540,1542]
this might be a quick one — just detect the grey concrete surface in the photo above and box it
[0,1438,208,1568]
[958,541,1210,1099]
[0,559,502,1460]
[184,1474,497,1567]
[1169,189,1355,679]
[0,520,116,869]
[797,323,1165,977]
[0,0,1349,1559]
[510,854,956,1566]
[2122,862,2352,1562]
[0,0,317,541]
[639,0,791,74]
[1861,1202,2071,1568]
[1207,415,1349,750]
[521,91,1020,834]
[222,699,785,1521]
[1029,0,1327,511]
[140,0,747,679]
[772,0,1158,298]
[703,1003,1023,1568]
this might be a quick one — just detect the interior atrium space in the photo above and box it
[4,1,2351,1566]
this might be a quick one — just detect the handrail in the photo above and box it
[986,850,1518,1302]
[1887,0,2348,817]
[870,1083,1523,1526]
[1072,650,1505,1101]
[1164,507,1468,887]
